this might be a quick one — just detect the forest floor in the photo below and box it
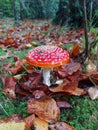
[0,18,98,130]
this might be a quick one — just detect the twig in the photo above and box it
[83,0,89,58]
[89,76,98,88]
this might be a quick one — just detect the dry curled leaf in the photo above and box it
[24,114,35,130]
[69,87,86,96]
[49,72,86,96]
[27,98,60,123]
[9,58,26,75]
[56,100,73,109]
[50,84,86,96]
[55,61,82,78]
[49,122,76,130]
[90,72,98,85]
[4,38,15,46]
[33,118,48,130]
[86,60,97,75]
[19,72,42,92]
[70,43,82,57]
[52,63,87,96]
[3,77,17,98]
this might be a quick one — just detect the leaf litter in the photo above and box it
[0,19,98,129]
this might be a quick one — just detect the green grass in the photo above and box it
[0,83,28,118]
[60,96,98,130]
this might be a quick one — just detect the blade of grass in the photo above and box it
[0,104,9,116]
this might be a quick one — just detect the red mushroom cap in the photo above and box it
[26,45,69,68]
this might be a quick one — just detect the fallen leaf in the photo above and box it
[86,60,97,75]
[27,98,60,123]
[50,71,86,96]
[55,61,82,78]
[90,72,98,85]
[25,65,34,73]
[33,118,48,130]
[15,84,31,98]
[3,77,17,98]
[50,84,86,96]
[16,83,49,99]
[9,58,26,74]
[4,38,15,46]
[88,87,98,100]
[69,87,86,96]
[24,114,35,130]
[19,72,42,92]
[0,114,35,130]
[56,100,73,109]
[0,122,25,130]
[49,122,76,130]
[70,43,82,57]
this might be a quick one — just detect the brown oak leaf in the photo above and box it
[27,98,60,123]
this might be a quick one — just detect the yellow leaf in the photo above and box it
[0,122,25,130]
[34,118,48,130]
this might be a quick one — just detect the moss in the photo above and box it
[60,96,98,130]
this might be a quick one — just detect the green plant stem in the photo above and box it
[21,64,30,73]
[89,0,93,31]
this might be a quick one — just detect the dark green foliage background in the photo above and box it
[0,0,98,27]
[0,0,59,19]
[52,0,98,28]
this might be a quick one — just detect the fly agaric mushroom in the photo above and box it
[26,45,69,86]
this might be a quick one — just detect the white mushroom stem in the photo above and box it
[42,68,51,86]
